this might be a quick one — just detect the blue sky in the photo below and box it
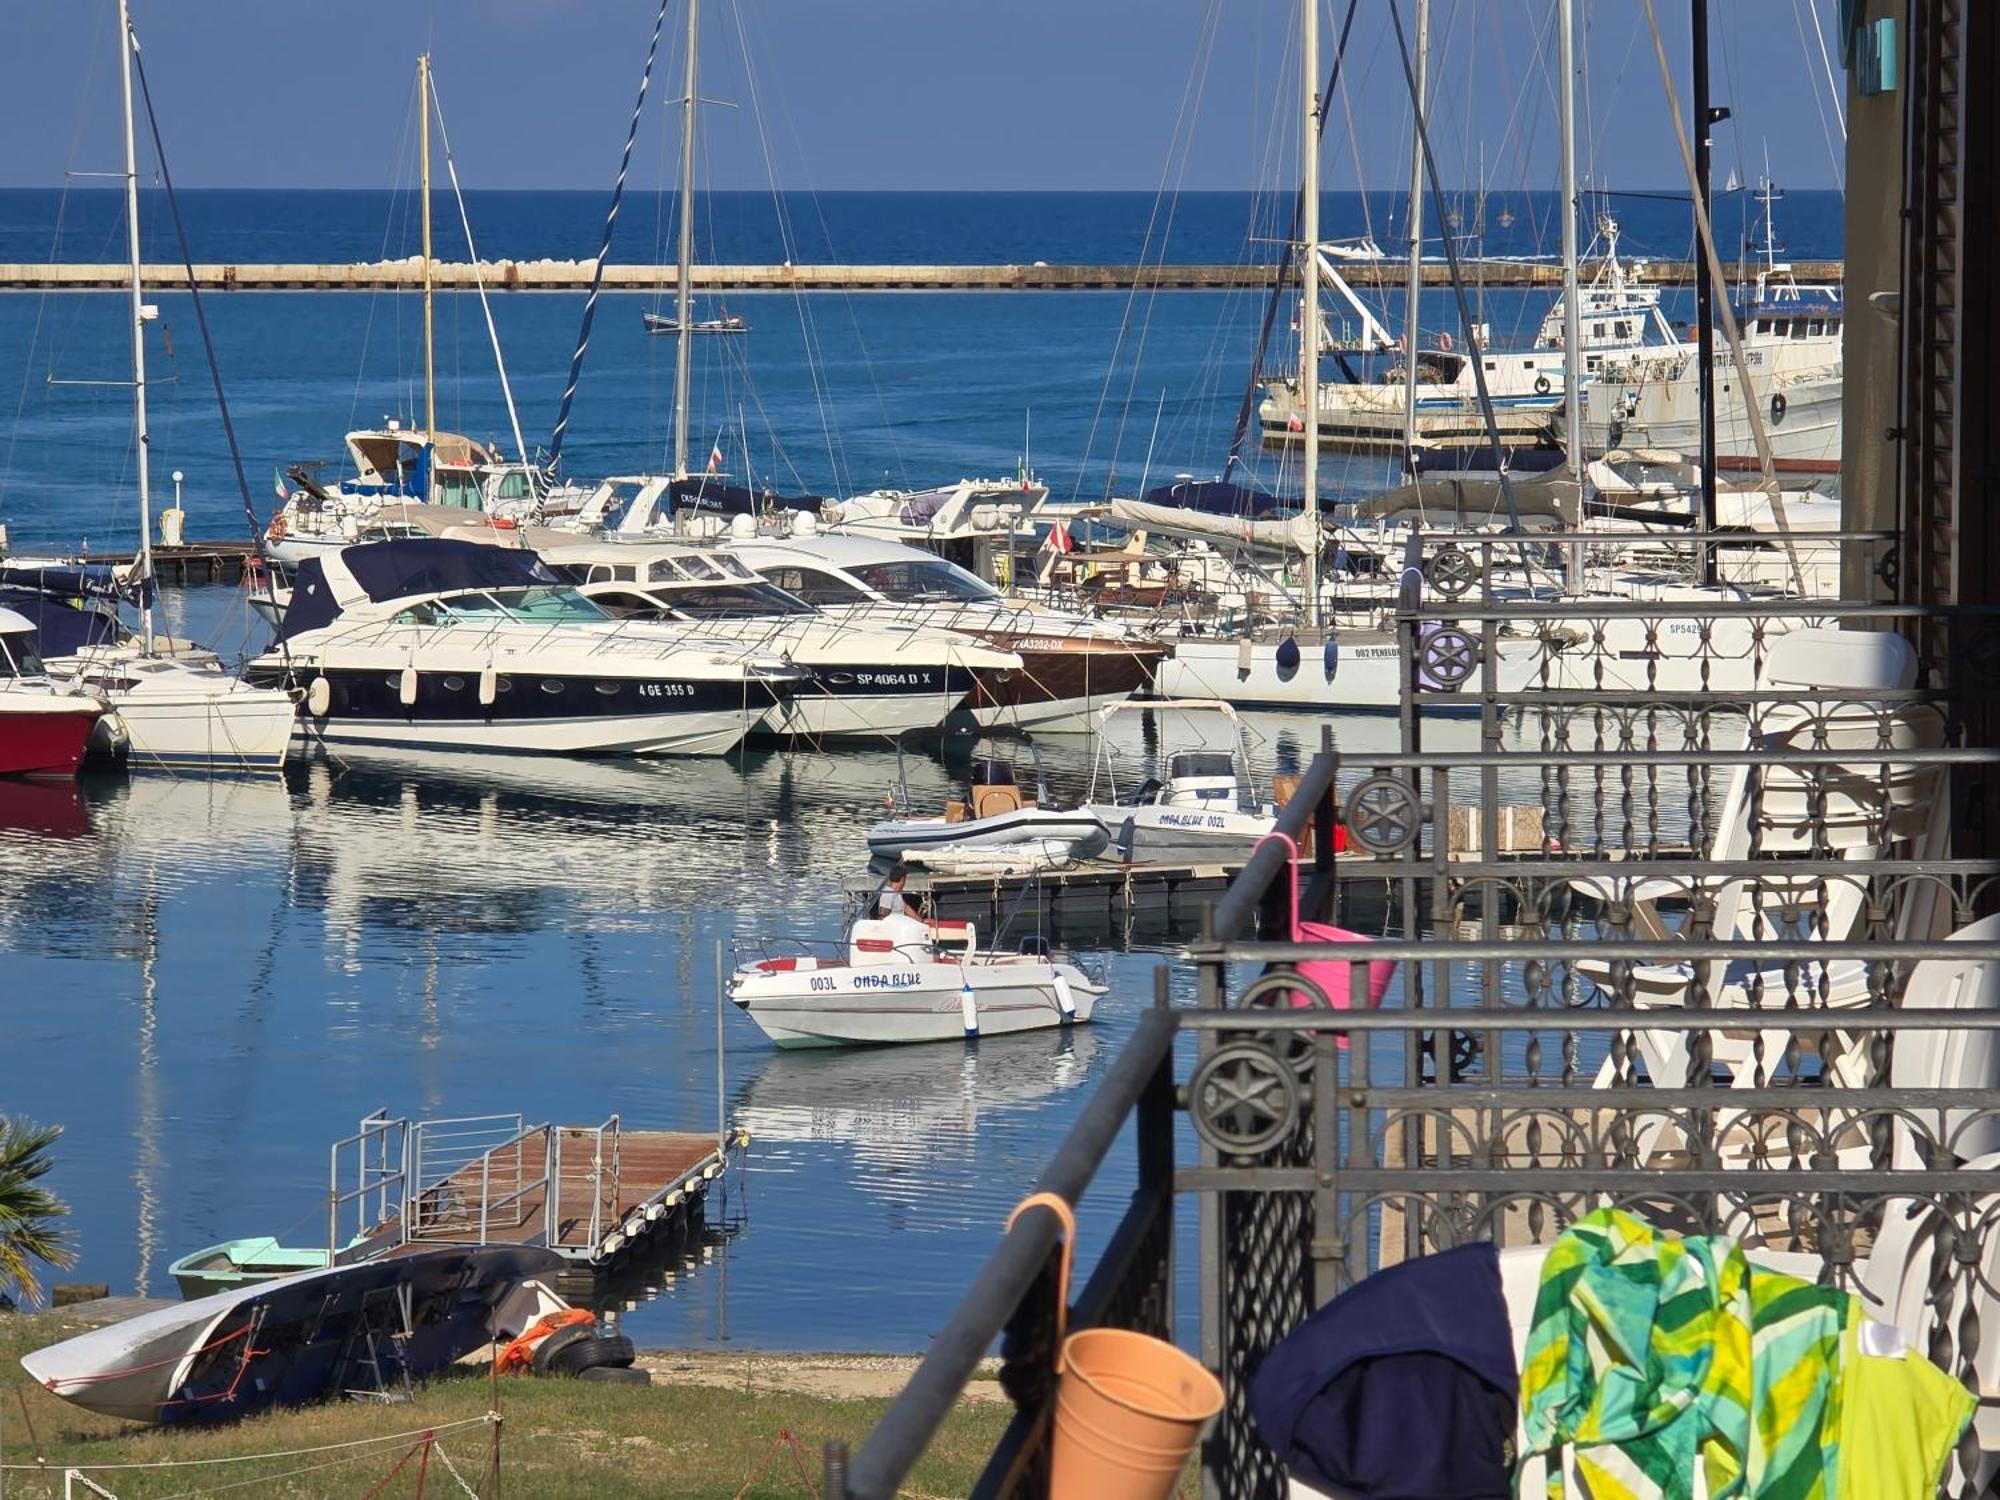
[4,2,1848,193]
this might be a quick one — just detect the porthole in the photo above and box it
[595,681,622,696]
[541,679,567,695]
[441,676,466,692]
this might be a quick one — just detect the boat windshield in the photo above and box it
[848,558,999,603]
[0,631,43,678]
[427,587,607,623]
[665,583,814,619]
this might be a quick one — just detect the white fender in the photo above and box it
[1053,969,1077,1020]
[398,666,419,706]
[960,978,979,1037]
[306,676,332,717]
[478,666,497,706]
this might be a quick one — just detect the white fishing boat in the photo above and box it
[244,538,806,757]
[730,911,1103,1047]
[1081,699,1281,863]
[1574,184,1843,474]
[1258,218,1679,456]
[868,753,1110,859]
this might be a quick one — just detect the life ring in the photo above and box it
[1769,392,1788,425]
[1438,330,1455,353]
[266,511,288,541]
[1533,375,1552,396]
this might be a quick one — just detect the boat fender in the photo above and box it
[398,666,419,706]
[1323,634,1339,681]
[306,675,332,717]
[623,1214,645,1239]
[1534,374,1552,395]
[1053,970,1076,1021]
[601,1232,625,1257]
[478,666,498,707]
[1235,636,1254,677]
[960,979,979,1037]
[1770,391,1788,424]
[1275,635,1301,675]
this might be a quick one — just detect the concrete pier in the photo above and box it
[0,258,1845,293]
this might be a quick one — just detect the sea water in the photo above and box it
[0,188,1809,1347]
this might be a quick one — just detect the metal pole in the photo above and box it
[1300,0,1322,626]
[419,54,436,439]
[672,0,700,479]
[1691,0,1720,576]
[715,937,726,1154]
[1557,0,1586,591]
[1400,0,1431,478]
[117,0,153,653]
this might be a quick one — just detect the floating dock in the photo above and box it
[329,1112,741,1297]
[0,259,1846,294]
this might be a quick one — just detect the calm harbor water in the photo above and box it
[0,587,1436,1349]
[0,187,1745,1349]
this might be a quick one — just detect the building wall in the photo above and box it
[1840,0,1908,602]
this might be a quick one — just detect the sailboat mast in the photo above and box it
[1557,0,1584,475]
[1300,0,1321,626]
[117,0,153,653]
[1400,0,1430,476]
[419,53,436,437]
[672,0,700,480]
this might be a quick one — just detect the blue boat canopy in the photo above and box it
[1140,479,1290,518]
[0,588,123,658]
[342,539,567,603]
[0,561,151,606]
[668,477,824,516]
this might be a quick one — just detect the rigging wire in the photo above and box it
[547,0,674,472]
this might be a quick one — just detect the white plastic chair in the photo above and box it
[1579,628,1945,1094]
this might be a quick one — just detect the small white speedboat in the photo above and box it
[1081,699,1278,863]
[868,755,1109,860]
[729,912,1104,1048]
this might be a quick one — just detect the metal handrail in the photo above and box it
[842,1004,1178,1500]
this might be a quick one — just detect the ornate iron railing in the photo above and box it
[830,560,2000,1500]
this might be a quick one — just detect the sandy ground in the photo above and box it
[632,1349,1009,1405]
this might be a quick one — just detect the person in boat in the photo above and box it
[877,862,912,918]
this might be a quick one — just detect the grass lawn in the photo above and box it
[0,1311,1017,1499]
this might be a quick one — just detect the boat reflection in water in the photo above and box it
[736,1028,1101,1225]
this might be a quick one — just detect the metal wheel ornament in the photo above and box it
[1346,774,1422,856]
[1240,971,1332,1075]
[1421,626,1480,689]
[1189,1042,1301,1156]
[1426,544,1477,600]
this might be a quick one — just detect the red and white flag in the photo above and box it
[1047,521,1075,554]
[707,443,723,474]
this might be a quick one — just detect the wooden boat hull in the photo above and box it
[968,641,1164,732]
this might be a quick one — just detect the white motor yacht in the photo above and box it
[536,537,1021,741]
[244,539,805,756]
[868,753,1111,861]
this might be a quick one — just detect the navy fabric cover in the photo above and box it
[668,477,824,516]
[1140,479,1289,517]
[340,540,564,604]
[276,559,341,642]
[1248,1241,1517,1499]
[0,562,148,605]
[0,588,122,657]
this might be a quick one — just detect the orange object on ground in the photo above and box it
[495,1308,595,1375]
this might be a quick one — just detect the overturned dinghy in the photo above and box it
[22,1245,561,1426]
[730,912,1103,1048]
